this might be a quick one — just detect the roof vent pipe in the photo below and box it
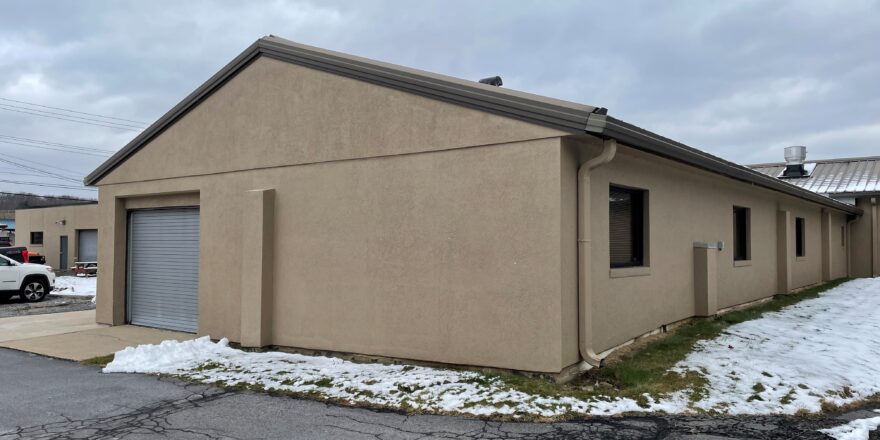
[478,76,503,86]
[782,146,809,178]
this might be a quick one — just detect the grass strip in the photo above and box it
[80,353,115,367]
[497,278,851,403]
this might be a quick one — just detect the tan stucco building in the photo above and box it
[14,203,99,270]
[85,37,865,374]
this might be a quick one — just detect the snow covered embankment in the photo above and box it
[672,277,880,415]
[104,277,880,417]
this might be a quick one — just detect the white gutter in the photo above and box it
[577,138,617,367]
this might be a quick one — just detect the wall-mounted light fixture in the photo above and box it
[55,219,66,225]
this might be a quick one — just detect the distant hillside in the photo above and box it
[0,193,96,211]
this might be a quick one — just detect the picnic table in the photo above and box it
[72,261,98,277]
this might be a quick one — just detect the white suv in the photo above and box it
[0,254,56,302]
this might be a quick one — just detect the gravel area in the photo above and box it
[0,294,95,318]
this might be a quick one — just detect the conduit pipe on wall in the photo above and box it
[578,138,617,367]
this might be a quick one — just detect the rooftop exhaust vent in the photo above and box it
[478,76,503,87]
[780,146,811,178]
[785,146,807,165]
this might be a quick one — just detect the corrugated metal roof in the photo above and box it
[749,156,880,196]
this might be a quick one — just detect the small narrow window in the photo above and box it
[841,225,845,247]
[30,231,43,245]
[733,206,750,261]
[795,217,806,257]
[609,185,646,268]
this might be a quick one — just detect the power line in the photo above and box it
[0,106,143,131]
[0,103,145,130]
[0,191,96,202]
[0,156,81,183]
[0,152,86,178]
[0,179,96,191]
[0,96,148,125]
[0,171,73,179]
[0,139,112,157]
[0,134,115,153]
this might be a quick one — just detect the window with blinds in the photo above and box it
[795,217,806,257]
[609,186,645,268]
[733,206,750,261]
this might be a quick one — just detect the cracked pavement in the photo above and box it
[0,348,875,439]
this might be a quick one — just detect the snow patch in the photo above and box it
[819,410,880,440]
[52,276,96,297]
[672,277,880,414]
[104,336,684,417]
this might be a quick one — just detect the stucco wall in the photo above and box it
[13,204,99,270]
[830,212,849,280]
[94,54,574,373]
[563,139,849,353]
[97,56,567,186]
[787,204,823,290]
[96,139,572,372]
[850,197,877,278]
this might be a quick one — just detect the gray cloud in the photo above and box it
[1,0,877,197]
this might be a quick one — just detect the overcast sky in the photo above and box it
[1,0,878,198]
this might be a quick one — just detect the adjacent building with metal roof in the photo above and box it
[750,156,880,199]
[749,152,879,278]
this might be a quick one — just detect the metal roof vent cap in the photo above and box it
[781,146,810,178]
[478,76,503,87]
[785,146,807,165]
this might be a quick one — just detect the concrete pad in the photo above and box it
[0,309,102,342]
[0,324,194,361]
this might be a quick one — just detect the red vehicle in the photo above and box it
[0,247,29,264]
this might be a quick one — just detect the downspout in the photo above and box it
[578,138,617,367]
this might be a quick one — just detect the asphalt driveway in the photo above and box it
[1,348,875,439]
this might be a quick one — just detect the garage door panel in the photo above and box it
[77,229,98,262]
[131,303,199,313]
[129,274,200,283]
[127,208,199,333]
[128,286,200,300]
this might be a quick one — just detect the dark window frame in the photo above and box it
[795,217,806,257]
[733,206,751,261]
[609,185,647,268]
[841,225,845,247]
[30,231,43,245]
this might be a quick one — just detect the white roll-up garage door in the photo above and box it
[127,208,200,333]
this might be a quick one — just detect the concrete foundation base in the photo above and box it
[0,311,193,361]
